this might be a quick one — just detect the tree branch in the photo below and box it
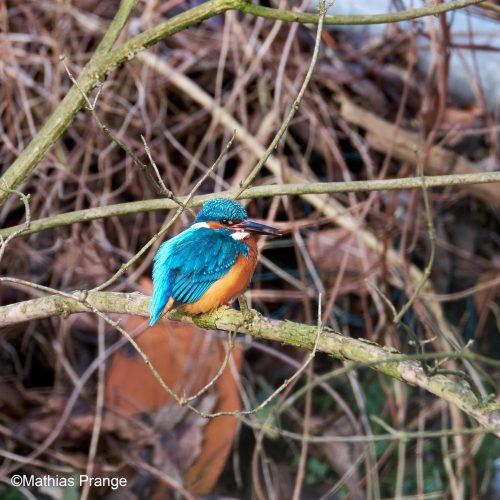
[1,290,499,435]
[239,0,485,26]
[2,172,499,239]
[0,0,486,205]
[0,0,234,205]
[339,97,499,205]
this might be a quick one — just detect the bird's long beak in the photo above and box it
[233,220,281,236]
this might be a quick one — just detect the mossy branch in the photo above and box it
[0,0,486,205]
[0,0,233,206]
[240,0,485,25]
[2,172,499,239]
[1,290,499,436]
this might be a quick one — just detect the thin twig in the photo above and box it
[2,172,499,240]
[60,55,186,206]
[139,133,195,215]
[0,185,31,263]
[291,298,321,500]
[183,331,237,403]
[0,275,324,419]
[0,0,485,205]
[393,148,436,324]
[1,281,499,432]
[235,0,329,197]
[92,132,236,291]
[239,0,485,26]
[80,318,106,500]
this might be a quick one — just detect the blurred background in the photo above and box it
[0,1,499,498]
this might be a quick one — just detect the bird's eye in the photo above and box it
[220,218,234,226]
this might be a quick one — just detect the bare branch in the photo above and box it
[1,287,499,435]
[1,172,499,240]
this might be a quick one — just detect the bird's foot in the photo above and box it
[237,295,259,325]
[237,294,249,312]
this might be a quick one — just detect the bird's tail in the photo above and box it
[149,289,175,326]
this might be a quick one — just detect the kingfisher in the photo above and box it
[149,198,281,326]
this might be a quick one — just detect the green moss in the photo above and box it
[481,402,500,413]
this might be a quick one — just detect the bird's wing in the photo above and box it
[149,227,247,325]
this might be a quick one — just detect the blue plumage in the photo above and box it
[194,199,247,224]
[149,198,280,325]
[149,215,249,326]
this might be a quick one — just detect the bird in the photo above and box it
[149,198,281,326]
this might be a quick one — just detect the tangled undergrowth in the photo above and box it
[1,1,499,498]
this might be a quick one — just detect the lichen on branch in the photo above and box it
[1,289,499,436]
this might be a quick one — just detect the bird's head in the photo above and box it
[193,199,281,238]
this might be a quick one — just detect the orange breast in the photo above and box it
[182,238,258,315]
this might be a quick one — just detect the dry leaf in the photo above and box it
[104,278,243,495]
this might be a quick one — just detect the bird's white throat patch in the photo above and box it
[231,231,249,240]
